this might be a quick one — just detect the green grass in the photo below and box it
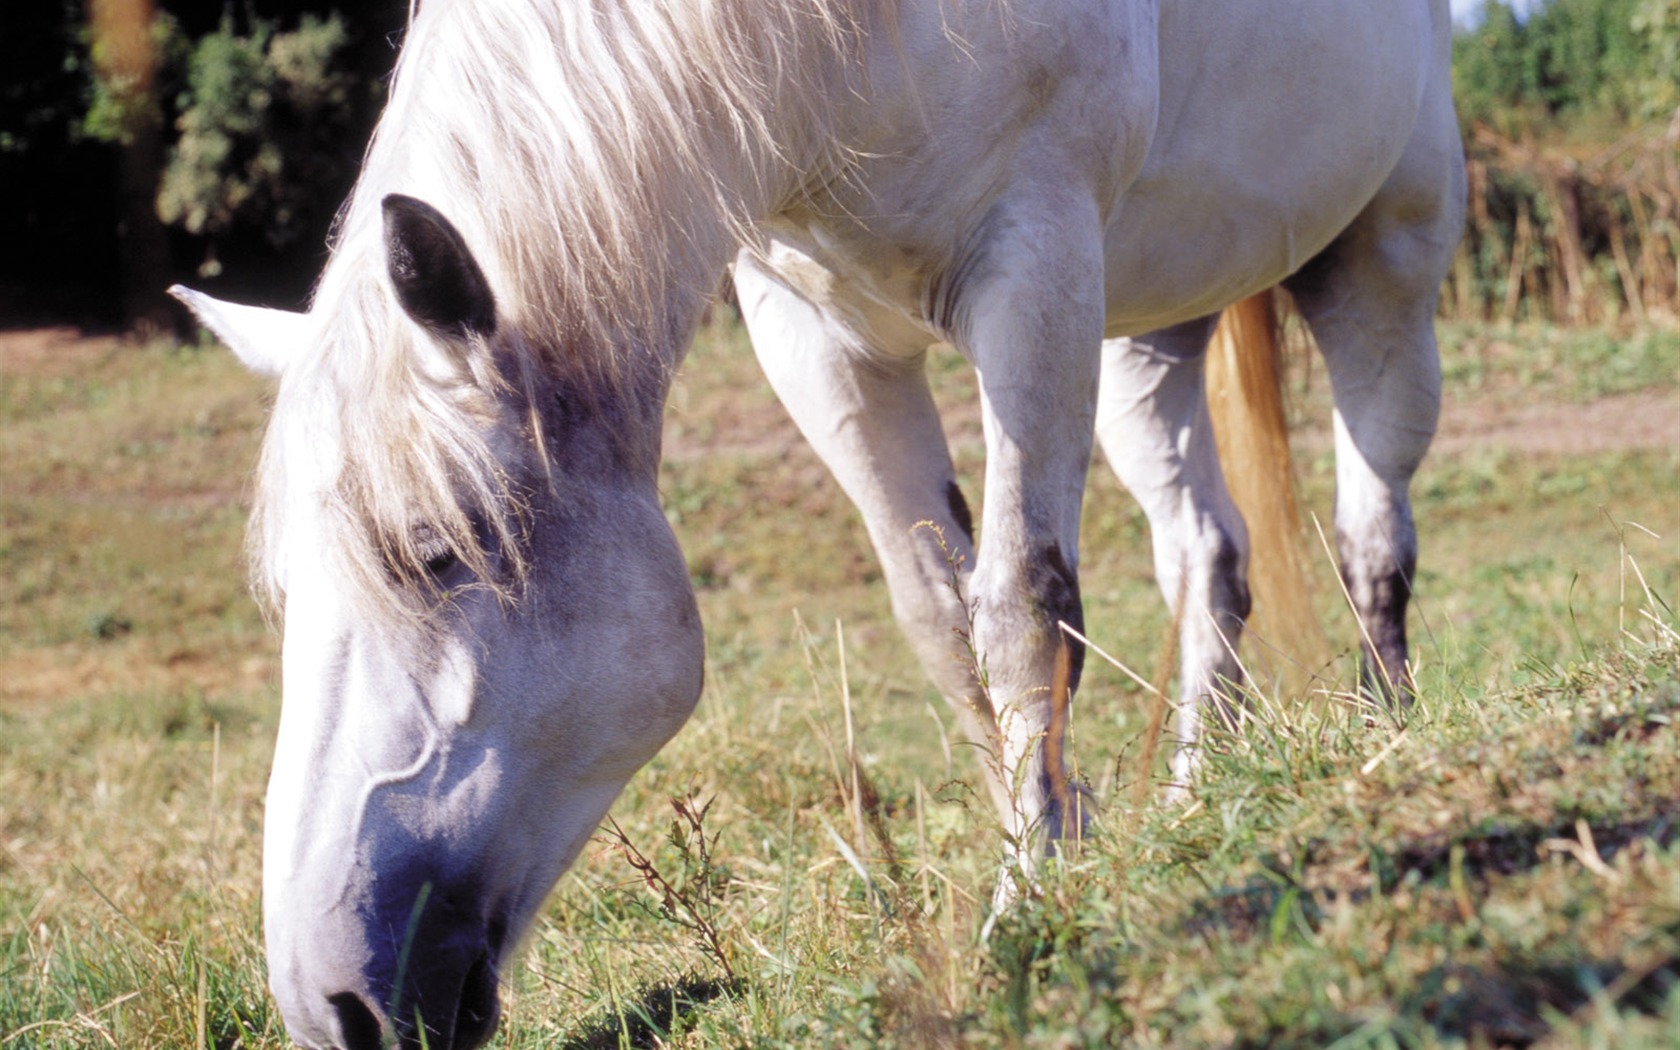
[1436,323,1680,403]
[3,318,1679,1047]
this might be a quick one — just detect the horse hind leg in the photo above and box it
[1283,169,1463,701]
[1095,317,1251,792]
[1289,267,1434,699]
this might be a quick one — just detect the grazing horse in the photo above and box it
[173,0,1464,1046]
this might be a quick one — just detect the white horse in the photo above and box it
[173,0,1464,1046]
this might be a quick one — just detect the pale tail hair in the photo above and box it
[1204,291,1327,687]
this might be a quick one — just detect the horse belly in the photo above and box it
[1099,0,1439,336]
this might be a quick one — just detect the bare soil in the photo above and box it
[666,339,1680,463]
[1432,388,1680,457]
[0,325,126,378]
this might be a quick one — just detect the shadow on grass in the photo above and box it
[1181,814,1679,1047]
[1372,811,1677,888]
[1418,953,1680,1047]
[560,975,742,1049]
[1180,813,1677,941]
[1212,950,1680,1050]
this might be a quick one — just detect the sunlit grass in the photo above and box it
[2,318,1678,1046]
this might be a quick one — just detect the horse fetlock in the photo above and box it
[1031,540,1085,641]
[1337,528,1417,705]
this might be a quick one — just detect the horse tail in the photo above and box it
[1204,290,1325,687]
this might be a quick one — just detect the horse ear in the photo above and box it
[169,285,307,378]
[382,194,497,337]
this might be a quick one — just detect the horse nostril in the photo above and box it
[327,991,386,1050]
[452,951,501,1049]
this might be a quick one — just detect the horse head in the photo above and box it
[175,195,704,1050]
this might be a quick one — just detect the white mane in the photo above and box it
[250,0,889,616]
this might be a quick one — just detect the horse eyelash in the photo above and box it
[407,524,461,578]
[422,546,460,576]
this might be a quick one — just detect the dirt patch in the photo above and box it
[663,369,1680,465]
[12,325,1671,464]
[0,642,277,711]
[0,326,127,379]
[1434,388,1680,457]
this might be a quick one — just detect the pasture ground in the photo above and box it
[2,318,1679,1047]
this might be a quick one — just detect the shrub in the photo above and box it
[156,12,361,277]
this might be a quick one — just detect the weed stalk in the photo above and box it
[604,794,737,985]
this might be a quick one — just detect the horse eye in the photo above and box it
[423,547,460,576]
[410,526,460,578]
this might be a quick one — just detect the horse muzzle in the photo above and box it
[267,874,508,1050]
[320,949,500,1050]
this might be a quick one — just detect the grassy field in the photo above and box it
[2,318,1679,1048]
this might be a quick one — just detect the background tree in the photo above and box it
[155,13,363,283]
[2,0,1677,329]
[1454,0,1680,133]
[1451,0,1680,324]
[0,1,120,323]
[1,2,401,326]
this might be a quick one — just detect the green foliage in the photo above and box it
[1447,0,1680,325]
[1630,0,1680,115]
[156,13,361,271]
[79,12,187,149]
[1455,1,1544,131]
[1454,0,1680,133]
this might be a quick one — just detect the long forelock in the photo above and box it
[249,280,540,625]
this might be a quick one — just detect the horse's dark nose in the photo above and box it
[325,948,501,1050]
[328,992,386,1050]
[452,951,500,1048]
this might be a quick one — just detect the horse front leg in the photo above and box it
[737,232,1097,910]
[945,193,1107,892]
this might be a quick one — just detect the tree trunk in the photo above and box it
[88,0,173,333]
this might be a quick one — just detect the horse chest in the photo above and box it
[751,221,947,354]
